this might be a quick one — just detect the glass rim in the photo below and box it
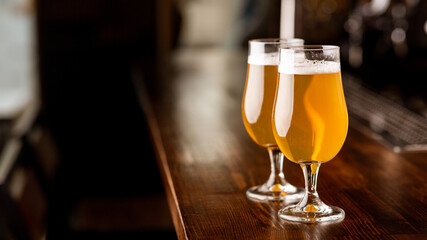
[280,45,339,51]
[248,38,304,44]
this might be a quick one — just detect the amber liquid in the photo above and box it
[242,64,278,147]
[273,72,348,163]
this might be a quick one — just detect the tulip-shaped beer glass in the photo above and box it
[242,39,304,201]
[273,45,348,222]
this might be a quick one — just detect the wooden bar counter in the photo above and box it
[133,48,427,240]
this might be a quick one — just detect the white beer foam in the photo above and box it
[248,52,279,66]
[279,59,340,74]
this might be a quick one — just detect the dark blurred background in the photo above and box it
[0,0,426,239]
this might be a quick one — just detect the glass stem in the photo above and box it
[265,147,286,188]
[299,162,323,211]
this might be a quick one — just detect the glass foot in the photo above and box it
[278,203,345,223]
[246,183,304,202]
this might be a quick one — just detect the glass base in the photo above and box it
[278,203,345,223]
[246,183,304,202]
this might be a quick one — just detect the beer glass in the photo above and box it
[273,45,348,222]
[242,38,304,201]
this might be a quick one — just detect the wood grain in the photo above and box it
[133,48,427,240]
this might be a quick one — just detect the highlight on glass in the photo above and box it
[273,45,348,222]
[242,38,305,202]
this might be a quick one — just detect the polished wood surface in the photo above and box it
[134,48,427,240]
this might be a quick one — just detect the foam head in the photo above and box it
[279,48,341,74]
[248,52,279,66]
[247,38,304,66]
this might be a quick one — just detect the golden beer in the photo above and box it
[275,45,347,223]
[273,70,348,163]
[242,39,305,202]
[242,64,278,147]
